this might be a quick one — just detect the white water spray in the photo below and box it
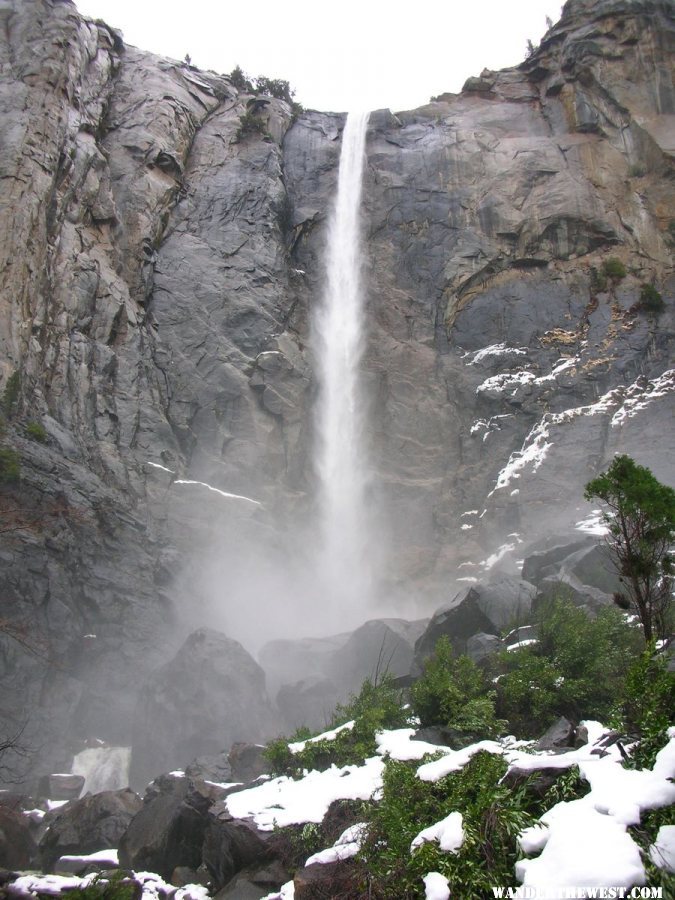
[313,111,372,622]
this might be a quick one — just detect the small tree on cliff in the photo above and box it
[585,455,675,642]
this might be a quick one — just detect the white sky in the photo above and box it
[74,0,564,113]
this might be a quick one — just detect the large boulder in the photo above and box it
[38,788,141,872]
[202,806,274,892]
[129,628,278,790]
[118,775,212,878]
[0,807,36,869]
[414,578,536,665]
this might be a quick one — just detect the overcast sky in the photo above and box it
[74,0,564,113]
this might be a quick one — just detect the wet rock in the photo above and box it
[129,629,277,790]
[466,632,503,663]
[36,774,84,803]
[0,807,36,869]
[118,775,211,879]
[202,813,274,892]
[227,745,269,785]
[415,588,497,664]
[535,717,577,751]
[38,788,141,873]
[293,860,356,900]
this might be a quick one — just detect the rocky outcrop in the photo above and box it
[0,0,672,782]
[129,628,278,790]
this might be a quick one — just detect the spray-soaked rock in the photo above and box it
[129,629,278,790]
[38,788,142,872]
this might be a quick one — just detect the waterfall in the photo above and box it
[313,110,372,625]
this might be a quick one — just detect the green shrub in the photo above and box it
[411,637,504,739]
[358,751,536,898]
[264,675,410,777]
[229,65,253,92]
[25,421,47,443]
[63,873,137,900]
[495,599,642,737]
[235,111,269,142]
[0,447,20,484]
[1,371,20,419]
[630,802,675,893]
[601,257,627,280]
[639,283,665,315]
[620,646,675,769]
[628,163,647,178]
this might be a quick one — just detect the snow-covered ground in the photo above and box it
[12,722,674,900]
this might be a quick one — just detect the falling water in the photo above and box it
[313,110,372,623]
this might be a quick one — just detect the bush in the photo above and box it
[620,646,675,769]
[494,599,642,737]
[628,163,647,178]
[601,257,627,280]
[358,751,536,898]
[411,637,504,739]
[229,65,253,92]
[235,111,269,142]
[639,283,665,315]
[0,447,20,484]
[264,675,410,777]
[25,421,47,443]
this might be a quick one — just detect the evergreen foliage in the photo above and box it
[411,637,504,739]
[264,674,409,776]
[601,257,627,280]
[495,599,642,736]
[585,455,675,641]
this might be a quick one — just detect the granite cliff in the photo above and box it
[0,0,673,782]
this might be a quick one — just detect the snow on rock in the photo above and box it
[422,871,451,900]
[288,721,355,752]
[490,369,675,494]
[376,728,443,762]
[8,875,97,897]
[465,343,528,365]
[57,849,119,866]
[476,370,535,396]
[515,800,647,891]
[226,756,385,830]
[411,810,464,854]
[649,824,675,873]
[305,823,367,865]
[610,369,675,426]
[575,510,608,536]
[261,882,295,900]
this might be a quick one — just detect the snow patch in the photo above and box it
[423,871,451,900]
[411,810,464,854]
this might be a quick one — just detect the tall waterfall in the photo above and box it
[313,111,372,624]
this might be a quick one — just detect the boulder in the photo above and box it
[202,810,275,892]
[276,677,342,734]
[38,788,141,872]
[118,775,211,878]
[473,577,537,631]
[227,744,269,785]
[185,752,232,785]
[415,578,537,667]
[0,807,36,869]
[414,587,497,664]
[129,628,277,790]
[466,632,503,663]
[36,774,85,802]
[535,717,576,751]
[522,538,591,586]
[215,860,289,898]
[326,618,427,694]
[504,625,539,648]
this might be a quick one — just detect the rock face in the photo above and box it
[0,0,673,780]
[129,628,277,790]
